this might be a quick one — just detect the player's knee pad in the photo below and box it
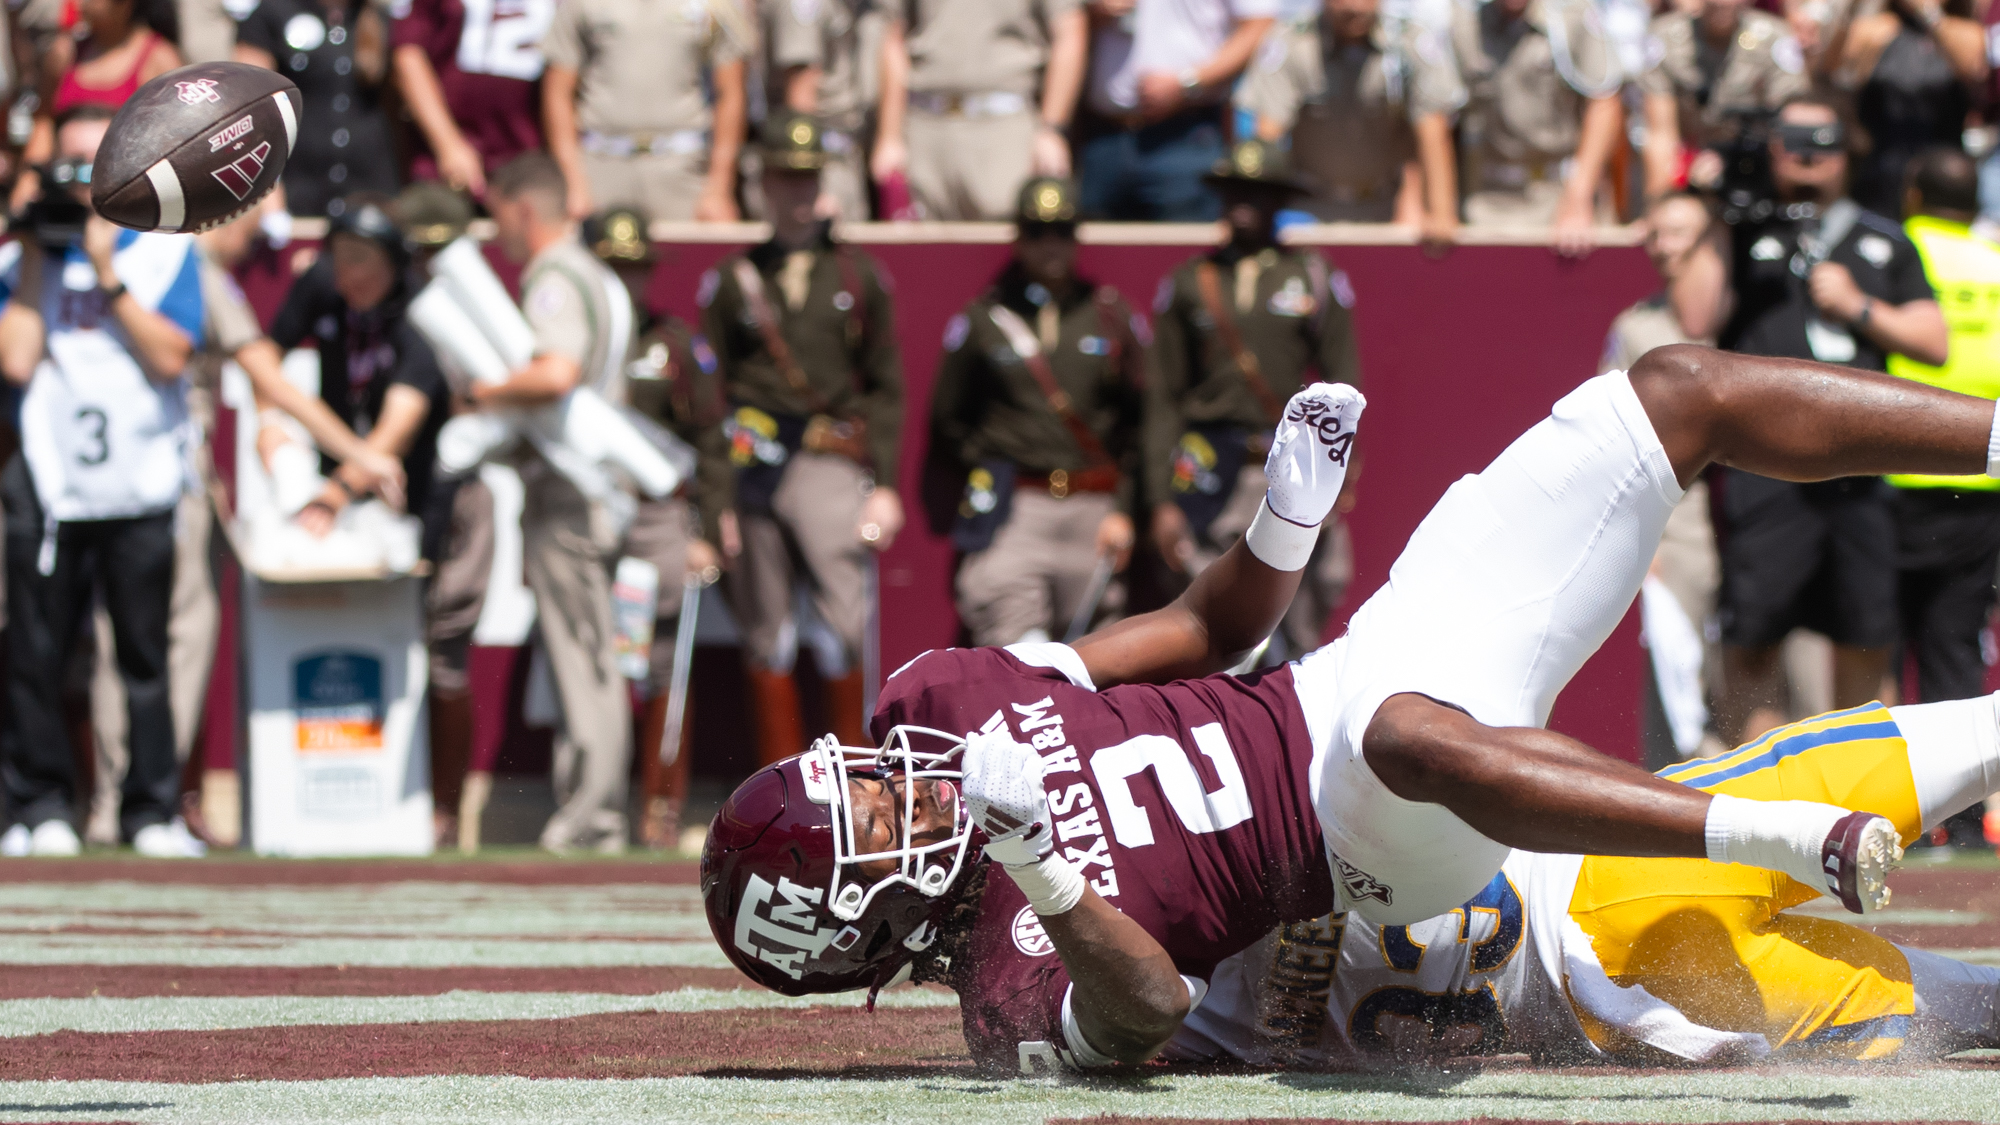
[1316,743,1512,925]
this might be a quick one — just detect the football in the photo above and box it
[91,61,300,234]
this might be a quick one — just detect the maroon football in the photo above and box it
[92,62,300,233]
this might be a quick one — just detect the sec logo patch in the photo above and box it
[1012,905,1053,957]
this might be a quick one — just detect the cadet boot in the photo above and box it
[747,666,807,767]
[429,689,474,851]
[825,669,867,748]
[638,692,693,850]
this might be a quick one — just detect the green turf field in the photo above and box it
[1,851,1997,1124]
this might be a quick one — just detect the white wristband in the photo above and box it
[1003,852,1087,916]
[1985,400,2000,478]
[1243,496,1319,571]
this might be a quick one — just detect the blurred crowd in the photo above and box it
[0,0,1987,236]
[0,0,1998,858]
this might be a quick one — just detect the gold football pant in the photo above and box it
[1571,704,1928,1058]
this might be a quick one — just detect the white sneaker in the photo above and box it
[133,818,207,858]
[28,819,81,856]
[0,824,30,857]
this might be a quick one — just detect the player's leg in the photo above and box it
[1629,344,1995,491]
[1571,864,1917,1060]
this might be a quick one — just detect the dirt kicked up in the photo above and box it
[4,855,2000,1124]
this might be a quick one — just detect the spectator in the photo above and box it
[702,114,902,764]
[258,193,455,841]
[1235,0,1462,244]
[11,0,182,212]
[929,177,1146,646]
[872,0,1086,220]
[762,0,884,220]
[586,206,730,849]
[1884,147,2000,846]
[1598,190,1729,767]
[1708,93,1947,743]
[262,197,449,552]
[390,0,551,197]
[540,0,749,222]
[80,201,291,852]
[0,105,204,857]
[1636,0,1809,202]
[1077,0,1278,221]
[1820,0,1986,218]
[1443,0,1622,255]
[234,0,400,216]
[1144,139,1359,660]
[478,153,638,852]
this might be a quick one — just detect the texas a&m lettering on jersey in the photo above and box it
[869,644,1336,1072]
[1008,694,1120,900]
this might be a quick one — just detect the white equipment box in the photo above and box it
[241,575,433,856]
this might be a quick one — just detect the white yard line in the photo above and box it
[0,988,956,1037]
[5,1069,2000,1124]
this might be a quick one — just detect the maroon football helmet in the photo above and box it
[702,726,979,996]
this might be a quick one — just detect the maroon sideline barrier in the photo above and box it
[639,235,1661,762]
[226,231,1660,775]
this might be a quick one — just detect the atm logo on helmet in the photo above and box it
[734,873,837,979]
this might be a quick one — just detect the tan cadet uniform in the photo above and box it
[1639,9,1806,154]
[541,0,752,221]
[900,0,1080,220]
[83,252,246,845]
[931,179,1149,646]
[1447,0,1615,228]
[517,231,636,852]
[765,0,884,219]
[1236,12,1465,222]
[587,207,731,848]
[701,115,902,762]
[1146,141,1361,659]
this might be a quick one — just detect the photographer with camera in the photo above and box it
[1709,93,1947,746]
[0,104,204,855]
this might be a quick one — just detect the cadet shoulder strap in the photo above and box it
[1194,260,1286,427]
[986,302,1118,472]
[729,257,835,416]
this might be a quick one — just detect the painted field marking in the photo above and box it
[0,987,957,1037]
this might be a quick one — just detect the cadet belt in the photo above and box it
[580,129,708,158]
[908,91,1029,118]
[1019,467,1119,499]
[1477,156,1571,191]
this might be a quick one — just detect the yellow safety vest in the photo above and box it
[1888,215,2000,491]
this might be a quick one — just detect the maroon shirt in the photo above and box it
[390,0,549,180]
[871,645,1334,1072]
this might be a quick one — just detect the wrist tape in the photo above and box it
[1986,401,2000,479]
[1244,497,1319,572]
[1002,852,1087,916]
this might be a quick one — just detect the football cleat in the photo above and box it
[1821,811,1902,914]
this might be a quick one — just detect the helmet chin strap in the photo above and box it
[865,961,914,1012]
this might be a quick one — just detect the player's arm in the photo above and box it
[1076,382,1364,688]
[961,731,1190,1065]
[393,43,485,195]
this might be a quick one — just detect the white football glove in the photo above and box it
[959,727,1055,867]
[1264,382,1366,528]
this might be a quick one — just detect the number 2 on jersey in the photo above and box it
[1090,723,1252,848]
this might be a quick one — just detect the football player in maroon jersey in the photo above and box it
[704,344,2000,1071]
